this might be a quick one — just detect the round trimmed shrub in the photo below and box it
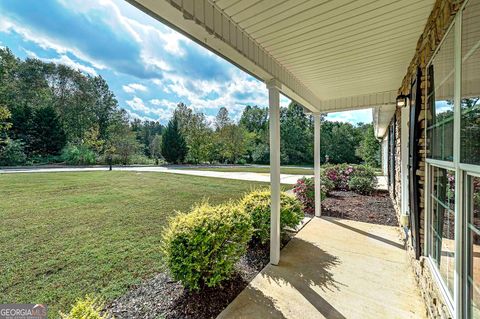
[60,296,107,319]
[292,177,328,215]
[240,189,303,243]
[348,176,376,195]
[162,202,253,291]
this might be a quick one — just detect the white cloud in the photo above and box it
[125,96,176,122]
[1,16,107,71]
[22,48,98,75]
[325,109,373,124]
[164,70,268,118]
[149,98,177,110]
[122,83,148,93]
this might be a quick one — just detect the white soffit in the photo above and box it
[129,0,435,112]
[373,104,397,139]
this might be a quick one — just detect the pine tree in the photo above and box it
[161,116,187,164]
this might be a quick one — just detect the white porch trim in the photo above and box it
[314,114,322,217]
[267,79,281,265]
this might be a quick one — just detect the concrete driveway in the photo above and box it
[0,166,304,184]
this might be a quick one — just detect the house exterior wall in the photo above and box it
[387,0,465,318]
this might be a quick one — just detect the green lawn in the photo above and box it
[0,171,268,315]
[185,166,314,175]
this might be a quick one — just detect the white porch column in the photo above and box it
[314,114,322,217]
[267,80,281,265]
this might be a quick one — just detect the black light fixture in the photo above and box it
[396,94,410,108]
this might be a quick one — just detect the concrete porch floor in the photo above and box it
[218,217,427,319]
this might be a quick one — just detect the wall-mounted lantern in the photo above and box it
[396,94,410,108]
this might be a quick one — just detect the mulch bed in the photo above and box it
[105,236,292,319]
[321,190,398,226]
[106,190,396,318]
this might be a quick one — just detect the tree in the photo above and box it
[110,127,140,165]
[357,124,380,167]
[215,107,231,131]
[161,116,187,164]
[280,102,313,164]
[30,105,66,155]
[0,105,12,142]
[150,134,163,164]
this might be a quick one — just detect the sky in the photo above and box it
[0,0,372,126]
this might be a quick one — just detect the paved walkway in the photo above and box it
[0,166,304,184]
[218,217,426,319]
[0,166,386,187]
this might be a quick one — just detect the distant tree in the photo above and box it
[0,105,12,142]
[83,125,104,154]
[215,107,231,131]
[150,134,163,164]
[357,124,380,167]
[239,105,268,133]
[280,102,313,164]
[161,116,187,164]
[30,106,66,155]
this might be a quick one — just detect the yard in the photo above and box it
[0,171,268,315]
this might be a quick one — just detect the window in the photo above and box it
[430,167,456,296]
[427,29,455,161]
[466,175,480,318]
[461,0,480,165]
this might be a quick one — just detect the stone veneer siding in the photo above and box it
[387,0,465,318]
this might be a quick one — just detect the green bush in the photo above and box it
[0,139,27,166]
[348,176,376,195]
[129,154,154,165]
[321,164,377,194]
[60,296,107,319]
[62,144,96,165]
[162,202,253,291]
[240,189,303,243]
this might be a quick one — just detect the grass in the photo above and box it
[0,171,269,315]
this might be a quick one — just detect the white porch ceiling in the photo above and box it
[213,0,434,101]
[129,0,434,120]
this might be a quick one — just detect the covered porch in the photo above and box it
[218,217,426,318]
[129,0,433,265]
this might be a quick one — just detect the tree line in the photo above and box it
[0,47,380,167]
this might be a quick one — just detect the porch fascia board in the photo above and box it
[373,104,397,139]
[128,0,321,113]
[318,90,397,113]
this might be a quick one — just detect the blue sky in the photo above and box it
[0,0,372,125]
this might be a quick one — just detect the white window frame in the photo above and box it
[424,1,480,318]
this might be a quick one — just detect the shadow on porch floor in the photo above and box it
[218,217,426,319]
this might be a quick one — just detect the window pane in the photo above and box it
[468,176,480,318]
[427,30,455,161]
[461,0,480,165]
[430,166,455,297]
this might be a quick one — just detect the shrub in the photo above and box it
[162,202,253,291]
[348,176,376,195]
[292,177,327,215]
[60,296,107,319]
[322,164,355,190]
[0,139,27,166]
[129,154,154,165]
[62,144,96,165]
[240,189,303,243]
[321,164,377,193]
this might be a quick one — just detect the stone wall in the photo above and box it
[387,0,465,318]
